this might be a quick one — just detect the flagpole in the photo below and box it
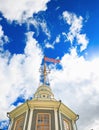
[42,56,59,85]
[43,57,47,85]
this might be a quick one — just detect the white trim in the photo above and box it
[54,109,59,130]
[72,120,77,130]
[59,112,62,130]
[33,107,54,110]
[27,109,33,130]
[23,110,28,130]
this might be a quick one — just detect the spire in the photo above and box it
[43,59,50,85]
[40,56,50,86]
[40,56,60,86]
[34,56,54,100]
[33,56,60,100]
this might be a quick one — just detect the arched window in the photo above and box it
[14,115,24,130]
[36,113,50,130]
[63,119,70,130]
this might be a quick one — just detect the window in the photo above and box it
[63,119,70,130]
[36,113,50,130]
[14,115,24,130]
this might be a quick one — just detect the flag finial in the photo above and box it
[40,56,60,86]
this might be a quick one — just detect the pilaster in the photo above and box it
[27,108,34,130]
[54,108,59,130]
[59,112,62,130]
[23,110,28,130]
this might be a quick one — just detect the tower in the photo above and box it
[7,57,79,130]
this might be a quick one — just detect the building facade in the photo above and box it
[8,84,78,130]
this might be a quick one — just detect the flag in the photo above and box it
[44,56,60,63]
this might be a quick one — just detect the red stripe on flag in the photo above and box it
[44,56,60,63]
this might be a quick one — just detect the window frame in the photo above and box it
[36,113,51,130]
[63,119,71,130]
[14,115,25,130]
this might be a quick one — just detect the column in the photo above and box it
[23,110,28,130]
[27,108,33,130]
[54,109,59,130]
[58,111,62,130]
[72,120,77,130]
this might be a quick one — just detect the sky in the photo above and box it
[0,0,99,130]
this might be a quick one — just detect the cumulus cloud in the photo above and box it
[49,48,99,130]
[63,11,89,51]
[0,32,43,121]
[0,0,50,23]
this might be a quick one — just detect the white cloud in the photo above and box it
[0,0,50,23]
[55,35,60,43]
[77,33,88,51]
[63,11,89,51]
[0,25,9,51]
[87,120,99,130]
[0,32,43,121]
[0,120,9,129]
[28,18,51,39]
[45,42,54,49]
[49,48,99,130]
[40,21,51,39]
[62,32,69,42]
[45,34,60,48]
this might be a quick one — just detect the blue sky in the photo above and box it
[0,0,99,130]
